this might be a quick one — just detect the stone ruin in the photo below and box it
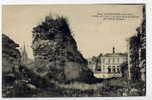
[2,34,21,82]
[31,15,94,83]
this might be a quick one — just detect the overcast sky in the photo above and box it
[2,4,143,59]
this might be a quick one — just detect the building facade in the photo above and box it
[94,47,127,78]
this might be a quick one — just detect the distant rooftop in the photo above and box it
[103,46,127,57]
[103,53,127,57]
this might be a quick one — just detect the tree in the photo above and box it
[120,62,128,79]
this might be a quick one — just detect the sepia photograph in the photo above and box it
[2,4,146,97]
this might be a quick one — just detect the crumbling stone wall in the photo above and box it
[2,34,22,97]
[2,34,21,79]
[31,15,94,83]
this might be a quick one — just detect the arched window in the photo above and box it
[108,67,111,73]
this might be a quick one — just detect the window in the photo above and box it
[96,65,101,72]
[108,67,111,73]
[113,66,115,73]
[117,66,120,73]
[117,68,120,73]
[97,68,101,71]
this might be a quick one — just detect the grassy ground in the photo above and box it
[3,77,145,97]
[32,78,145,97]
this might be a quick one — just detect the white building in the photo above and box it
[94,47,127,78]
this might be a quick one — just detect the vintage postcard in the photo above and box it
[2,4,146,97]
